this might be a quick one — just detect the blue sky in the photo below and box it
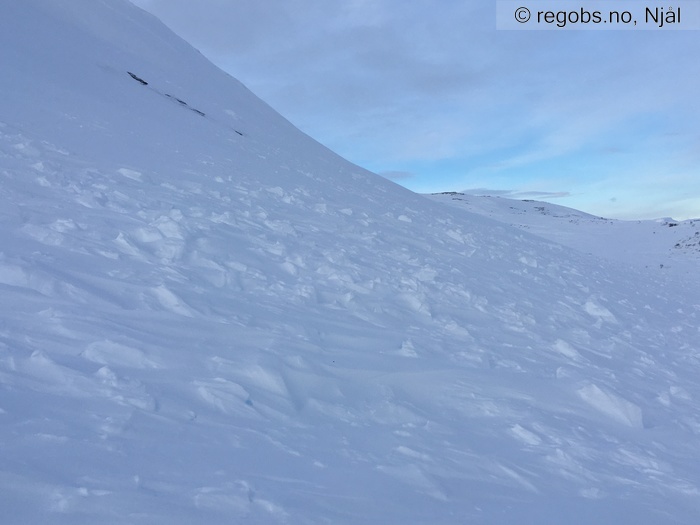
[130,0,700,220]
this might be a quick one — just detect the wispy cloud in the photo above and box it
[463,188,571,200]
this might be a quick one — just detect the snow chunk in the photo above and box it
[82,340,159,369]
[584,298,618,324]
[578,383,643,428]
[510,424,542,446]
[152,285,195,317]
[552,339,583,362]
[397,339,418,357]
[117,168,143,181]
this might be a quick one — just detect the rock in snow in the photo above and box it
[1,1,699,523]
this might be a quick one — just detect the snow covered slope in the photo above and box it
[428,192,700,277]
[1,1,700,524]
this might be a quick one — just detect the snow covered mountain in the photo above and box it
[428,192,700,276]
[1,1,699,524]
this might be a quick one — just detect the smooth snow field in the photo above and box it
[1,1,699,523]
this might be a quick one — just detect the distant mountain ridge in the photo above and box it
[428,191,700,276]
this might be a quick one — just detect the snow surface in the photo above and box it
[1,1,700,524]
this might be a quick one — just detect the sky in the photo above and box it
[129,0,700,220]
